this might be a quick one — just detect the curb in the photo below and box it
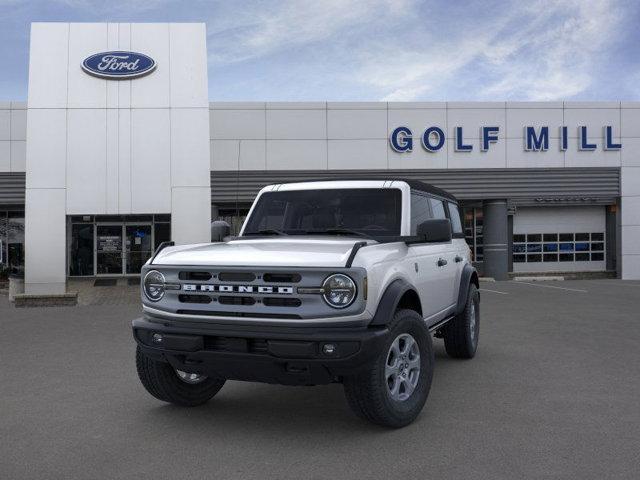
[514,276,565,282]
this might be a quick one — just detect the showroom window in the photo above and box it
[0,211,25,274]
[68,214,172,277]
[512,233,605,263]
[463,208,483,261]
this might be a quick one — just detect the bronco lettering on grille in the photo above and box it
[182,284,294,294]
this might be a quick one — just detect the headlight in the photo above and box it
[143,270,165,302]
[322,274,357,308]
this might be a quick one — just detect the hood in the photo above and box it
[152,236,374,268]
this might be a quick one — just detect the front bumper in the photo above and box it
[132,316,390,386]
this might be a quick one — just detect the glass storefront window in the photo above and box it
[1,211,25,274]
[69,223,94,276]
[125,225,153,274]
[96,225,123,275]
[68,215,172,277]
[462,207,483,262]
[154,223,171,249]
[0,212,6,271]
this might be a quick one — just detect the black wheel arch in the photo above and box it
[370,278,423,326]
[455,264,479,316]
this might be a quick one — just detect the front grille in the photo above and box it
[263,273,301,283]
[248,339,268,354]
[147,266,366,321]
[219,296,256,306]
[179,294,212,304]
[218,272,256,282]
[203,336,229,350]
[263,297,302,307]
[179,271,212,281]
[201,336,270,355]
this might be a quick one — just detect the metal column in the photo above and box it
[483,200,509,280]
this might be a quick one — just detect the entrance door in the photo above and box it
[96,225,123,275]
[125,225,152,274]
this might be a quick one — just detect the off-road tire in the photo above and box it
[443,283,480,359]
[136,346,226,406]
[343,309,434,428]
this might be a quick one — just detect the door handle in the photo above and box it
[437,258,448,267]
[455,255,463,263]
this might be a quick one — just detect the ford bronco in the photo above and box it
[133,180,480,427]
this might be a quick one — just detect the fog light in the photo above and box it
[152,333,163,344]
[322,343,336,355]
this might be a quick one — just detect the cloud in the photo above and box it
[478,0,623,100]
[206,0,628,101]
[207,0,411,65]
[24,0,176,12]
[359,0,626,101]
[0,0,635,101]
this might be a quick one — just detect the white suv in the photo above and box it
[133,180,480,427]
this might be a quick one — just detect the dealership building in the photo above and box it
[1,22,640,295]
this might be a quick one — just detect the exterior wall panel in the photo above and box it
[130,108,171,213]
[25,109,67,188]
[0,102,28,173]
[0,141,9,171]
[66,108,107,214]
[25,22,211,293]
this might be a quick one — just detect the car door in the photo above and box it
[446,201,467,305]
[427,197,458,311]
[408,193,454,321]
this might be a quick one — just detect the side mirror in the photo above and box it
[415,218,452,243]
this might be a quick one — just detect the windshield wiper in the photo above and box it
[244,229,289,236]
[306,228,372,239]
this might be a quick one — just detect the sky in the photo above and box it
[1,0,639,102]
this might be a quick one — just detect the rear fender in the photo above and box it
[455,264,479,315]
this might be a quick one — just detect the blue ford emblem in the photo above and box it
[82,51,156,79]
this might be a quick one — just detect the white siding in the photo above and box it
[25,22,210,293]
[0,102,28,173]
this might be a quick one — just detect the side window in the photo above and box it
[447,202,463,235]
[429,198,446,220]
[410,194,432,234]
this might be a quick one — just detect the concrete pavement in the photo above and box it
[1,280,639,479]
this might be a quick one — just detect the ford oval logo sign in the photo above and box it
[82,51,156,80]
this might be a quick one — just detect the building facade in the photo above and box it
[0,22,639,294]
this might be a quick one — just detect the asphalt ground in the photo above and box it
[1,279,639,479]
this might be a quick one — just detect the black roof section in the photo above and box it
[278,178,458,203]
[398,179,457,202]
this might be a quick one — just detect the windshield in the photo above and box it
[242,188,402,237]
